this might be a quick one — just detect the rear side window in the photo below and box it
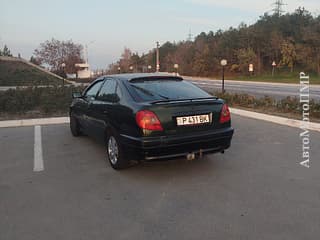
[129,79,211,102]
[84,80,103,98]
[97,79,118,102]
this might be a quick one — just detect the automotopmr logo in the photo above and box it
[299,72,310,168]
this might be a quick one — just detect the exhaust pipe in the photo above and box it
[186,153,196,161]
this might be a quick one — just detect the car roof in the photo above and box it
[102,72,183,82]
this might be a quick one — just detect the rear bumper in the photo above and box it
[119,127,234,160]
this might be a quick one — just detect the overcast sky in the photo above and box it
[1,0,319,69]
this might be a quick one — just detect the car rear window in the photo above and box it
[129,79,211,102]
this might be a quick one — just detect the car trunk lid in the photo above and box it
[145,98,224,135]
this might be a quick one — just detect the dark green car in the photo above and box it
[70,73,234,170]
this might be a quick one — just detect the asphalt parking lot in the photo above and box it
[1,115,319,240]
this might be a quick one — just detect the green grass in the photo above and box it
[233,72,320,84]
[0,86,85,120]
[213,92,320,122]
[0,60,63,86]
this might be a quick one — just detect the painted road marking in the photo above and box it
[34,125,44,172]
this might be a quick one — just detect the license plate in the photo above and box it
[176,114,211,126]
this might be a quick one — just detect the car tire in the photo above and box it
[106,133,129,170]
[70,112,82,137]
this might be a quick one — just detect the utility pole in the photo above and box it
[272,0,286,17]
[156,41,160,72]
[187,28,193,42]
[85,41,94,64]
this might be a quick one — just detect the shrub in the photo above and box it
[0,85,85,116]
[0,87,319,120]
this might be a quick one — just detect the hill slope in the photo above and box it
[0,57,63,86]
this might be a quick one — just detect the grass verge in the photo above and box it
[214,92,320,122]
[233,73,320,84]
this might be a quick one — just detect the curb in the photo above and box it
[0,111,319,132]
[229,108,320,132]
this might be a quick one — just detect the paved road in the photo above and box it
[186,78,320,101]
[1,115,319,240]
[1,78,319,101]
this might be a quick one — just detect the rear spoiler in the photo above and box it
[129,76,183,83]
[151,97,219,104]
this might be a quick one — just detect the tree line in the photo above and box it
[108,7,320,77]
[0,45,13,57]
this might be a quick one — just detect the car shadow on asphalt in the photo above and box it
[114,154,226,181]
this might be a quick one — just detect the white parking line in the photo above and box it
[34,125,44,172]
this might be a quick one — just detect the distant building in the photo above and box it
[75,63,91,78]
[66,73,77,79]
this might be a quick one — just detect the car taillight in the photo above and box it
[220,104,231,123]
[136,110,163,131]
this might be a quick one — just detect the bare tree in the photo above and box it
[119,47,132,72]
[34,38,84,75]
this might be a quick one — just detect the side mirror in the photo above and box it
[72,92,82,98]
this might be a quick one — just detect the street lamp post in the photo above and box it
[174,64,179,76]
[148,65,152,72]
[249,63,254,76]
[129,66,133,72]
[220,59,227,93]
[272,61,276,77]
[85,41,94,64]
[156,41,160,72]
[61,62,66,87]
[118,67,121,74]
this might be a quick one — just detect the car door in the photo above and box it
[88,78,118,141]
[78,80,104,134]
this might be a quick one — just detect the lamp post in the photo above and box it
[118,66,121,74]
[220,59,227,93]
[249,63,254,76]
[156,41,160,72]
[148,65,152,72]
[272,61,276,77]
[61,62,66,87]
[129,66,133,72]
[174,63,179,76]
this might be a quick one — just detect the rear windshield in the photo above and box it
[129,79,211,102]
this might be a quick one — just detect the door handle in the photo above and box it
[103,110,108,114]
